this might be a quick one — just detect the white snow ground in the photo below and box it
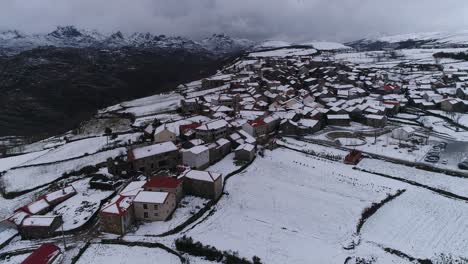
[183,148,404,264]
[361,188,468,260]
[75,243,181,264]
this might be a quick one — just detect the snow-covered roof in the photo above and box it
[44,186,76,203]
[327,114,350,120]
[366,114,386,120]
[24,199,50,214]
[120,181,146,197]
[235,143,255,152]
[182,145,209,154]
[22,216,58,227]
[134,191,169,204]
[196,119,229,131]
[131,142,178,159]
[183,170,222,182]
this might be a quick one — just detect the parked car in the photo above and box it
[458,159,468,170]
[425,156,439,163]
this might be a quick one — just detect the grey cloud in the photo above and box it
[0,0,467,42]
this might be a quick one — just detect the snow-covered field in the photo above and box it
[117,93,183,117]
[130,196,208,236]
[184,148,404,263]
[1,147,126,193]
[0,149,50,172]
[47,178,113,231]
[301,41,352,51]
[206,153,240,175]
[76,243,181,264]
[357,158,468,198]
[362,188,468,260]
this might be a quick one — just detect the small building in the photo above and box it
[441,99,465,112]
[235,143,256,162]
[181,170,223,200]
[7,211,30,227]
[42,186,77,206]
[127,142,180,176]
[153,124,177,143]
[19,216,63,239]
[365,114,387,128]
[344,150,363,165]
[22,243,62,264]
[17,198,51,215]
[99,195,135,235]
[133,191,176,222]
[143,176,184,203]
[181,145,210,169]
[391,126,416,141]
[327,114,351,126]
[90,174,122,190]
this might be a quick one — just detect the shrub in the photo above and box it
[175,236,262,264]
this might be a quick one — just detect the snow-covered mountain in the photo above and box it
[0,26,254,55]
[348,30,468,50]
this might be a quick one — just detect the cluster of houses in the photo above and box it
[99,167,223,235]
[4,186,76,239]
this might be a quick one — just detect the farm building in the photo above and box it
[19,215,63,239]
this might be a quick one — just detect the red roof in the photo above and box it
[383,100,400,105]
[180,123,202,135]
[344,150,363,165]
[100,195,133,216]
[248,119,267,128]
[144,176,183,189]
[22,244,61,264]
[383,85,395,91]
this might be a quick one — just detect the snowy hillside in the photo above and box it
[349,30,468,50]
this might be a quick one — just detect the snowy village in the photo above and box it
[2,40,468,264]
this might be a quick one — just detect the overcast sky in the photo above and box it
[1,0,468,42]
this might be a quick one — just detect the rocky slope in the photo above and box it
[0,46,230,138]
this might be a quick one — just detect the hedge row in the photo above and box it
[175,236,262,264]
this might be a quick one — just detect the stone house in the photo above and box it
[133,191,177,222]
[127,142,180,176]
[99,195,135,235]
[153,124,177,143]
[181,170,224,200]
[181,145,210,169]
[441,99,466,112]
[235,143,256,162]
